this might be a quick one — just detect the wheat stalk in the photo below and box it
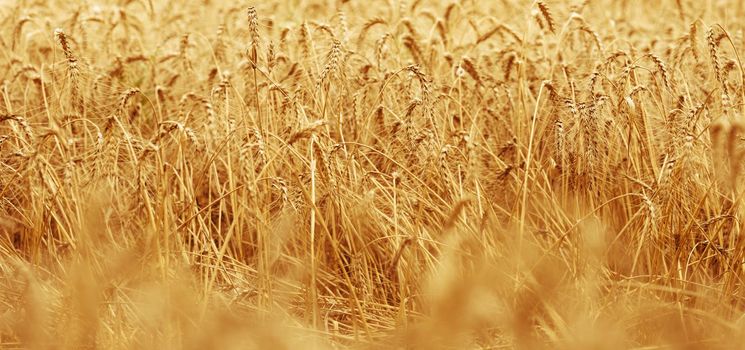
[536,1,556,34]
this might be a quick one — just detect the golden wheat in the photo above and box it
[3,1,745,349]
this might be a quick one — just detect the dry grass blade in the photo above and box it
[288,120,327,144]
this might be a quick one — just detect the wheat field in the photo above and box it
[2,0,745,348]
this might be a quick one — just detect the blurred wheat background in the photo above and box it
[2,0,745,348]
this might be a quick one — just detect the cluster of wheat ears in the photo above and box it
[4,0,745,348]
